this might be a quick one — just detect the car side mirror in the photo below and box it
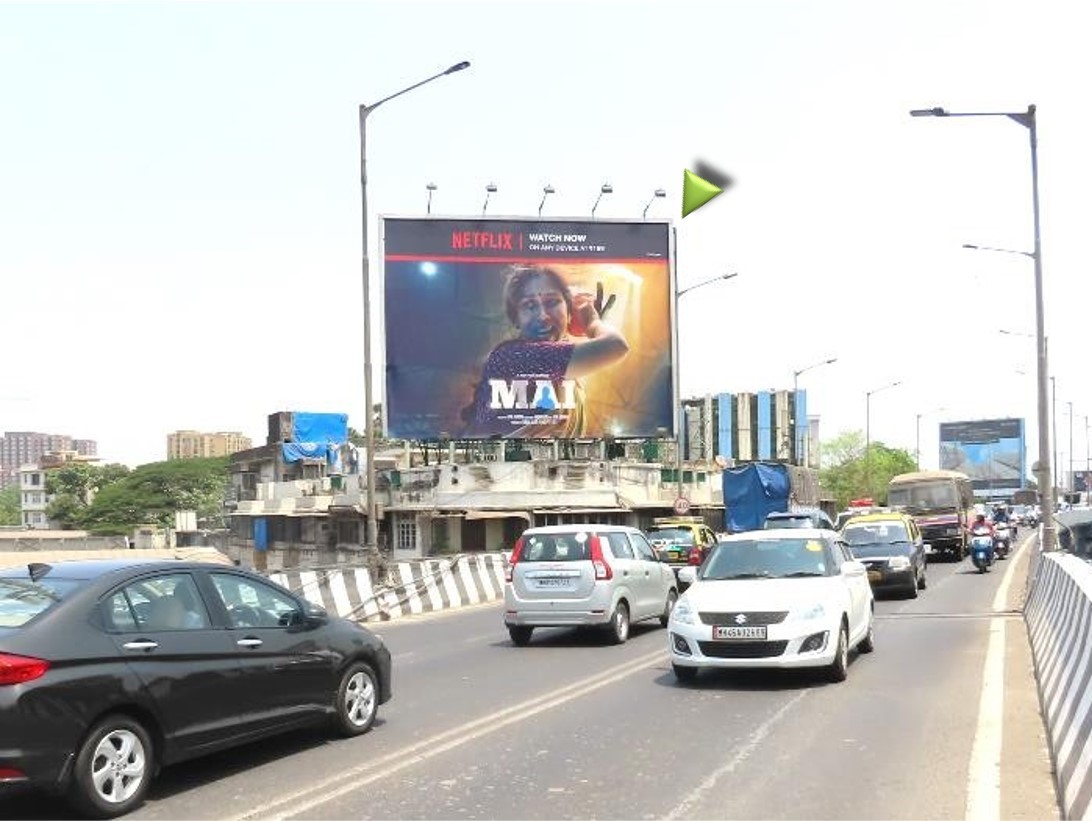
[298,604,328,628]
[841,560,866,577]
[677,567,698,586]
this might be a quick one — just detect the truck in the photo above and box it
[887,470,975,560]
[722,462,824,534]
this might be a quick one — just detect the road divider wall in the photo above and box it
[1025,550,1092,820]
[268,552,508,623]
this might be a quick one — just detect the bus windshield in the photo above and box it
[888,481,959,512]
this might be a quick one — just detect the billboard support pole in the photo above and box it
[358,62,470,562]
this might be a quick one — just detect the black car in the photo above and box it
[0,559,392,818]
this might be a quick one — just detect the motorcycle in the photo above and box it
[993,522,1012,560]
[970,528,995,573]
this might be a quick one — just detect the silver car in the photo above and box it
[504,524,678,646]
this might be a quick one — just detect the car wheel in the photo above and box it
[659,589,678,628]
[508,625,533,647]
[918,567,927,590]
[826,622,849,683]
[68,715,153,819]
[607,601,630,645]
[673,663,698,682]
[906,576,919,599]
[333,661,378,737]
[858,612,875,654]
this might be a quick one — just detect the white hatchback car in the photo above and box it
[668,528,874,682]
[505,524,678,646]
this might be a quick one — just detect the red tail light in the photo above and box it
[687,547,703,566]
[0,766,26,781]
[0,653,50,686]
[589,534,613,580]
[505,536,525,582]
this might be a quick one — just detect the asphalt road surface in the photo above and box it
[4,535,1061,819]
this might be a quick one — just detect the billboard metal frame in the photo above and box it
[377,213,676,442]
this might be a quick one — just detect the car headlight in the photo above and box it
[670,601,695,625]
[792,602,825,621]
[888,556,911,570]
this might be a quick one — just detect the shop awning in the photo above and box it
[464,510,532,522]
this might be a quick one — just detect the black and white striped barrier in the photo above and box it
[268,553,508,623]
[1025,550,1092,820]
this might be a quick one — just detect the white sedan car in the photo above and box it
[668,528,874,682]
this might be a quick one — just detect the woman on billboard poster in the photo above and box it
[461,264,629,438]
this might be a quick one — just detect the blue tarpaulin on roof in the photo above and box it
[293,412,348,446]
[723,463,791,533]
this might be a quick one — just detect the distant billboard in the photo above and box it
[939,418,1026,493]
[381,217,674,440]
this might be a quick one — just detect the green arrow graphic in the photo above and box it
[681,169,723,218]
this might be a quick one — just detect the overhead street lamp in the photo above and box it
[426,182,437,215]
[911,103,1055,549]
[865,380,902,496]
[538,184,555,217]
[359,60,471,561]
[591,183,613,218]
[675,272,739,502]
[792,357,838,467]
[915,406,946,470]
[482,182,497,216]
[643,188,666,219]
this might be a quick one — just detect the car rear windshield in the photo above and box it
[0,577,85,627]
[519,533,593,562]
[764,516,812,529]
[647,528,695,545]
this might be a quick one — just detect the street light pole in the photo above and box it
[359,61,470,558]
[792,357,837,466]
[865,380,901,497]
[675,272,739,501]
[911,104,1054,549]
[914,406,946,470]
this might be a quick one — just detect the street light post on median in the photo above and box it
[359,61,470,559]
[915,406,946,470]
[865,380,902,497]
[675,272,739,502]
[792,358,837,467]
[911,103,1055,550]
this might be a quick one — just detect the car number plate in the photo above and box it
[535,578,572,588]
[867,571,882,583]
[712,625,767,640]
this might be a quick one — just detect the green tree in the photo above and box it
[45,462,131,530]
[79,457,229,536]
[821,430,917,509]
[0,485,20,526]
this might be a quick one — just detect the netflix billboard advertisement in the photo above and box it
[380,216,675,441]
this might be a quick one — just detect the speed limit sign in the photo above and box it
[673,497,691,515]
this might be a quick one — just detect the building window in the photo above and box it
[396,517,417,551]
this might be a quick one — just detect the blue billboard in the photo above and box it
[939,418,1026,494]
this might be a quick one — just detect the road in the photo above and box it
[4,535,1060,819]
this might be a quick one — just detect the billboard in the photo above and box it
[381,217,674,440]
[939,418,1026,493]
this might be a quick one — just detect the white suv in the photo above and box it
[504,524,678,646]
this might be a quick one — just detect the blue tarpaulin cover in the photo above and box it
[723,463,791,533]
[293,412,348,446]
[281,412,349,464]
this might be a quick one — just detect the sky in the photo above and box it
[2,0,1091,479]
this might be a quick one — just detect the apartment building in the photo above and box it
[167,430,253,460]
[0,431,97,489]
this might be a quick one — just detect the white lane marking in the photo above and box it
[964,530,1026,820]
[664,690,809,821]
[229,647,667,821]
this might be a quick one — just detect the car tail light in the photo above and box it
[687,547,703,566]
[589,534,613,580]
[0,766,26,781]
[0,653,50,686]
[505,536,525,582]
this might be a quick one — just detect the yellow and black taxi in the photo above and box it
[646,517,719,586]
[840,511,928,598]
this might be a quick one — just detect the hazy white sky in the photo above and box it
[3,1,1090,476]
